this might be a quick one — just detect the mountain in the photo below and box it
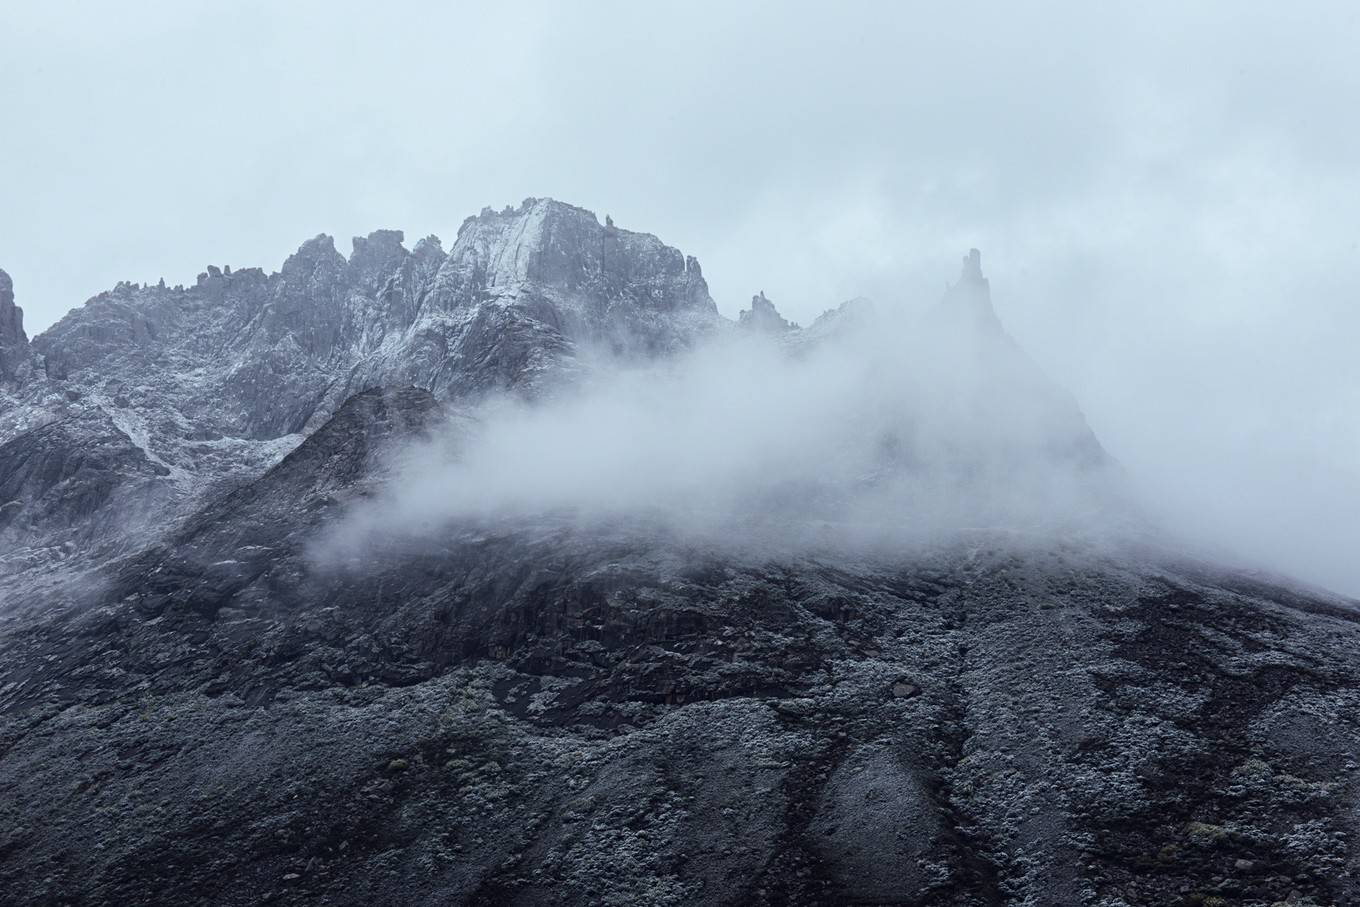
[739,291,797,333]
[0,199,720,578]
[1,202,1357,907]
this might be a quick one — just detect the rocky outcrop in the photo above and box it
[0,268,30,384]
[941,247,1003,335]
[738,291,795,333]
[329,199,720,408]
[0,409,174,563]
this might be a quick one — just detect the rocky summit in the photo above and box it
[1,201,1358,907]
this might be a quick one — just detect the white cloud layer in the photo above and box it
[314,296,1130,565]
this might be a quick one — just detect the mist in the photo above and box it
[315,277,1132,566]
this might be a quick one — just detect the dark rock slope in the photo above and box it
[0,408,173,559]
[0,207,1356,906]
[2,389,1357,905]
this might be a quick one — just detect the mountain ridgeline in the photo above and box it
[1,200,1358,907]
[0,200,723,564]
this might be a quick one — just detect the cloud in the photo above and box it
[313,287,1129,566]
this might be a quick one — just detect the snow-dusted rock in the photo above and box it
[0,199,723,572]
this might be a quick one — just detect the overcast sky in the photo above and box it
[2,1,1358,593]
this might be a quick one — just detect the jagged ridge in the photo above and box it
[0,200,726,564]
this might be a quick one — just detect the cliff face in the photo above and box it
[0,268,30,384]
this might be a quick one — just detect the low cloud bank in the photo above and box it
[314,293,1132,565]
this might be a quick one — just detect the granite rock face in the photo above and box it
[0,205,1356,907]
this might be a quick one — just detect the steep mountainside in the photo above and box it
[1,203,1355,907]
[2,386,1356,907]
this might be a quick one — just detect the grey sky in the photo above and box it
[3,1,1359,592]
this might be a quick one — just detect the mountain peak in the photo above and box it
[348,230,409,288]
[286,233,342,266]
[439,197,717,329]
[350,229,405,259]
[961,247,984,282]
[738,291,796,333]
[941,247,1000,332]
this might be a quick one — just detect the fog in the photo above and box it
[3,2,1358,592]
[316,279,1132,565]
